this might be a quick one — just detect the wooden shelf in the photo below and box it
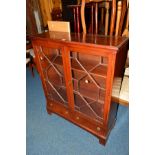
[53,56,107,78]
[90,65,107,77]
[53,55,63,66]
[73,91,104,122]
[50,80,105,106]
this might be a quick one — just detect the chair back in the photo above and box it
[122,0,129,37]
[81,0,128,36]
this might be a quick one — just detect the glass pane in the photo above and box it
[38,46,68,106]
[70,51,108,122]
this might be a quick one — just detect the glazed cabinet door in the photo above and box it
[68,49,110,123]
[32,41,69,107]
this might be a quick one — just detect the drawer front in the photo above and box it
[34,45,68,107]
[69,51,109,122]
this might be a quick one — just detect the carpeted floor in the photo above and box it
[26,68,129,155]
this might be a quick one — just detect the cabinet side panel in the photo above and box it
[108,40,129,129]
[114,41,129,77]
[103,53,116,127]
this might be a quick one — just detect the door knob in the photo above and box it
[40,56,43,60]
[85,79,90,84]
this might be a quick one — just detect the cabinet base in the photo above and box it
[46,106,53,115]
[99,138,106,145]
[46,101,116,145]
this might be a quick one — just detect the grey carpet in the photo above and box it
[26,68,129,155]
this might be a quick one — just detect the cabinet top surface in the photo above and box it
[30,31,128,50]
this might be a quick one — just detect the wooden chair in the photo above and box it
[122,0,129,37]
[26,37,35,77]
[81,0,128,36]
[67,4,81,33]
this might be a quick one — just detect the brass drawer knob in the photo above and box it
[65,111,68,114]
[97,127,101,131]
[85,79,90,84]
[40,56,43,60]
[76,116,79,120]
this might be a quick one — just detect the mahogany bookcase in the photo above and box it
[30,31,129,145]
